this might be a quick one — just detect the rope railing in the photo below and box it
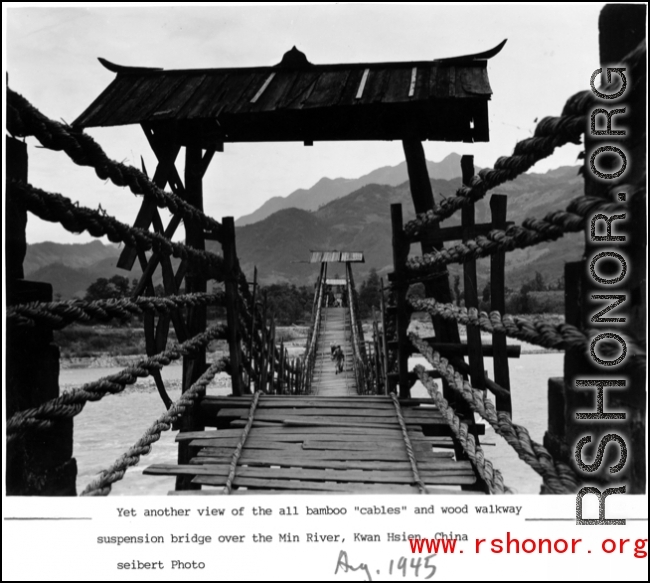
[222,391,261,494]
[7,325,227,439]
[408,297,623,356]
[405,194,630,275]
[11,180,225,277]
[7,292,226,329]
[403,90,594,240]
[345,265,371,394]
[413,366,511,494]
[303,265,327,394]
[409,333,580,494]
[7,88,223,240]
[81,358,228,496]
[389,393,428,494]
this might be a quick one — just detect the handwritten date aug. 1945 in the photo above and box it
[335,550,437,581]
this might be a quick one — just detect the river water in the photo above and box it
[62,351,563,496]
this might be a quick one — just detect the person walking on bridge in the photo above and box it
[334,344,345,375]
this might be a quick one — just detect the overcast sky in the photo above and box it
[5,2,605,244]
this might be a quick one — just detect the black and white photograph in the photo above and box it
[3,2,647,580]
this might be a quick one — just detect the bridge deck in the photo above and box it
[311,307,354,396]
[145,395,481,494]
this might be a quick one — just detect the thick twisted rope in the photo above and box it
[7,292,226,329]
[389,393,427,494]
[222,391,262,494]
[404,90,594,240]
[408,298,642,361]
[406,194,628,274]
[7,88,223,240]
[7,325,226,438]
[409,298,587,353]
[410,333,580,494]
[81,359,227,496]
[413,367,511,494]
[10,181,224,277]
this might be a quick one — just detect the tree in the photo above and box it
[84,275,132,301]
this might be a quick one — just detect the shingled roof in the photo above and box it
[74,42,505,145]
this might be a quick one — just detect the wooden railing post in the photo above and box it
[489,194,512,414]
[222,216,246,396]
[391,204,410,398]
[6,136,76,496]
[460,155,486,392]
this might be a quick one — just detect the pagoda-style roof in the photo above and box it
[74,42,505,145]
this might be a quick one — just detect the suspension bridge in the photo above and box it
[5,4,646,497]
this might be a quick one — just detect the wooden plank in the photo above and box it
[190,458,461,471]
[168,486,476,496]
[184,72,230,119]
[177,426,427,439]
[193,448,447,463]
[186,434,437,446]
[192,477,463,493]
[300,441,436,452]
[213,407,441,418]
[146,464,475,483]
[275,71,320,109]
[178,428,427,441]
[303,71,350,108]
[190,439,304,450]
[153,74,209,119]
[355,68,370,99]
[383,68,412,103]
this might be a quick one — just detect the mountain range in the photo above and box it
[235,153,474,226]
[22,158,583,299]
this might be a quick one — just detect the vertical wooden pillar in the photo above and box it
[460,156,486,391]
[489,194,512,413]
[222,216,246,396]
[176,146,207,490]
[390,204,410,398]
[6,136,76,495]
[379,279,390,395]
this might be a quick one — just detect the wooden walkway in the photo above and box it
[145,394,481,494]
[311,307,354,396]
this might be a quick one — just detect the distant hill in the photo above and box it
[235,153,473,226]
[228,164,584,289]
[23,163,583,299]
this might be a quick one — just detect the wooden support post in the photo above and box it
[461,155,486,391]
[391,204,410,398]
[248,267,258,392]
[6,136,76,495]
[489,194,512,413]
[379,279,390,395]
[175,146,208,491]
[222,216,246,396]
